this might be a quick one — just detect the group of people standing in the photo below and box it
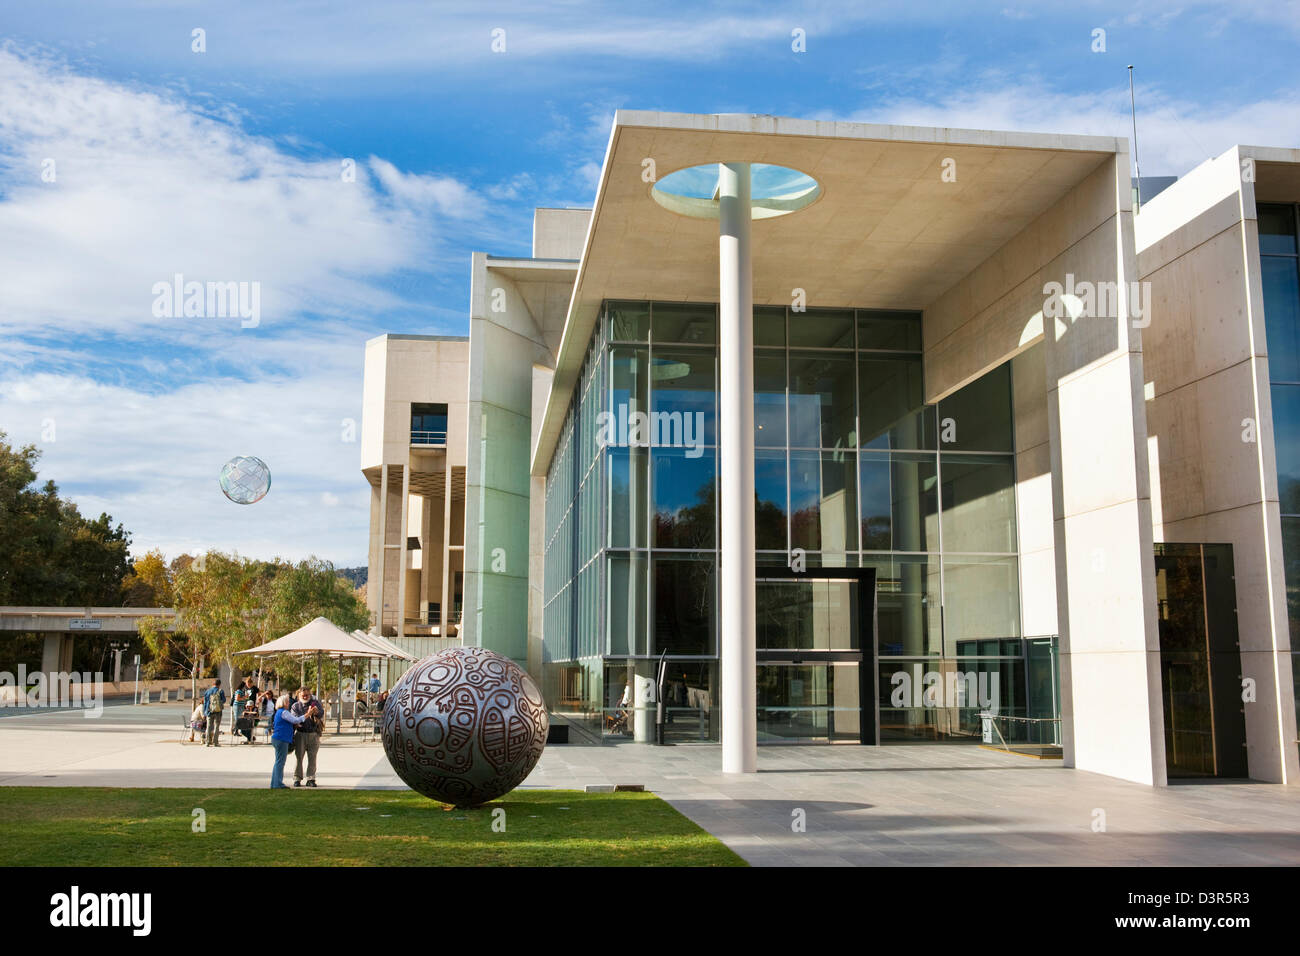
[188,677,328,789]
[190,676,268,746]
[269,686,326,789]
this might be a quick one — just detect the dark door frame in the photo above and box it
[754,566,879,745]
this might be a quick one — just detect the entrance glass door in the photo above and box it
[756,661,864,742]
[754,569,877,744]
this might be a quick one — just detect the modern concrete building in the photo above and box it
[1136,146,1300,785]
[360,334,468,674]
[365,111,1300,788]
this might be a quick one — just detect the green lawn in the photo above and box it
[0,787,745,867]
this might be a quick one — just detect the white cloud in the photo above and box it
[8,1,1296,78]
[834,81,1300,176]
[1,371,371,565]
[368,157,487,218]
[0,48,482,337]
[0,48,502,566]
[486,172,537,201]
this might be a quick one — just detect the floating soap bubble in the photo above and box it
[219,456,271,505]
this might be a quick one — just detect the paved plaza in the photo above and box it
[3,702,1299,866]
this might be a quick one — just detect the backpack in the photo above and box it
[208,688,223,712]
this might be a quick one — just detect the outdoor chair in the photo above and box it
[181,713,205,744]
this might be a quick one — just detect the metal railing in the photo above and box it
[410,429,447,445]
[977,711,1062,750]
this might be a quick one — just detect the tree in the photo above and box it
[139,551,271,695]
[140,552,369,698]
[0,431,133,608]
[263,557,369,639]
[121,550,174,607]
[259,558,371,694]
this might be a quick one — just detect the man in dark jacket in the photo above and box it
[291,686,325,787]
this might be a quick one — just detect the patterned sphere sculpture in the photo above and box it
[382,647,548,807]
[219,455,271,504]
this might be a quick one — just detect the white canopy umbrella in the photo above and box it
[236,617,407,732]
[351,629,414,660]
[237,616,381,658]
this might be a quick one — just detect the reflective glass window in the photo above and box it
[1263,257,1300,382]
[789,308,854,349]
[937,362,1014,452]
[652,302,716,345]
[607,553,648,656]
[1259,203,1298,256]
[653,554,716,655]
[858,311,922,351]
[862,554,942,656]
[754,353,786,447]
[651,349,715,445]
[943,555,1021,653]
[1273,385,1300,514]
[1285,518,1300,648]
[755,449,788,552]
[756,579,858,651]
[860,451,938,552]
[939,454,1017,553]
[859,355,931,450]
[607,446,648,548]
[754,305,786,348]
[651,447,715,549]
[607,300,649,342]
[789,451,858,553]
[789,352,856,448]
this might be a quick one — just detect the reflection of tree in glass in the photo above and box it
[860,513,891,550]
[756,495,785,549]
[790,506,820,550]
[654,558,713,655]
[654,476,715,549]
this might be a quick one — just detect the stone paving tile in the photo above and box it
[5,707,1300,866]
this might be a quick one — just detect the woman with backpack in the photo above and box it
[269,694,315,789]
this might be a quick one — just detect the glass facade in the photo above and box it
[1259,202,1300,744]
[543,299,1025,744]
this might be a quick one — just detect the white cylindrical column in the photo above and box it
[718,161,757,774]
[378,465,389,634]
[633,668,656,743]
[397,457,411,644]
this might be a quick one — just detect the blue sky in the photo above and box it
[0,0,1297,567]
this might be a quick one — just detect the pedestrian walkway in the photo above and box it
[3,703,1299,865]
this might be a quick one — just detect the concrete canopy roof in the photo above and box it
[530,110,1124,476]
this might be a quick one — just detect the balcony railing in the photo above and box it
[410,430,447,446]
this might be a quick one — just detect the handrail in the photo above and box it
[977,711,1062,749]
[410,430,447,445]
